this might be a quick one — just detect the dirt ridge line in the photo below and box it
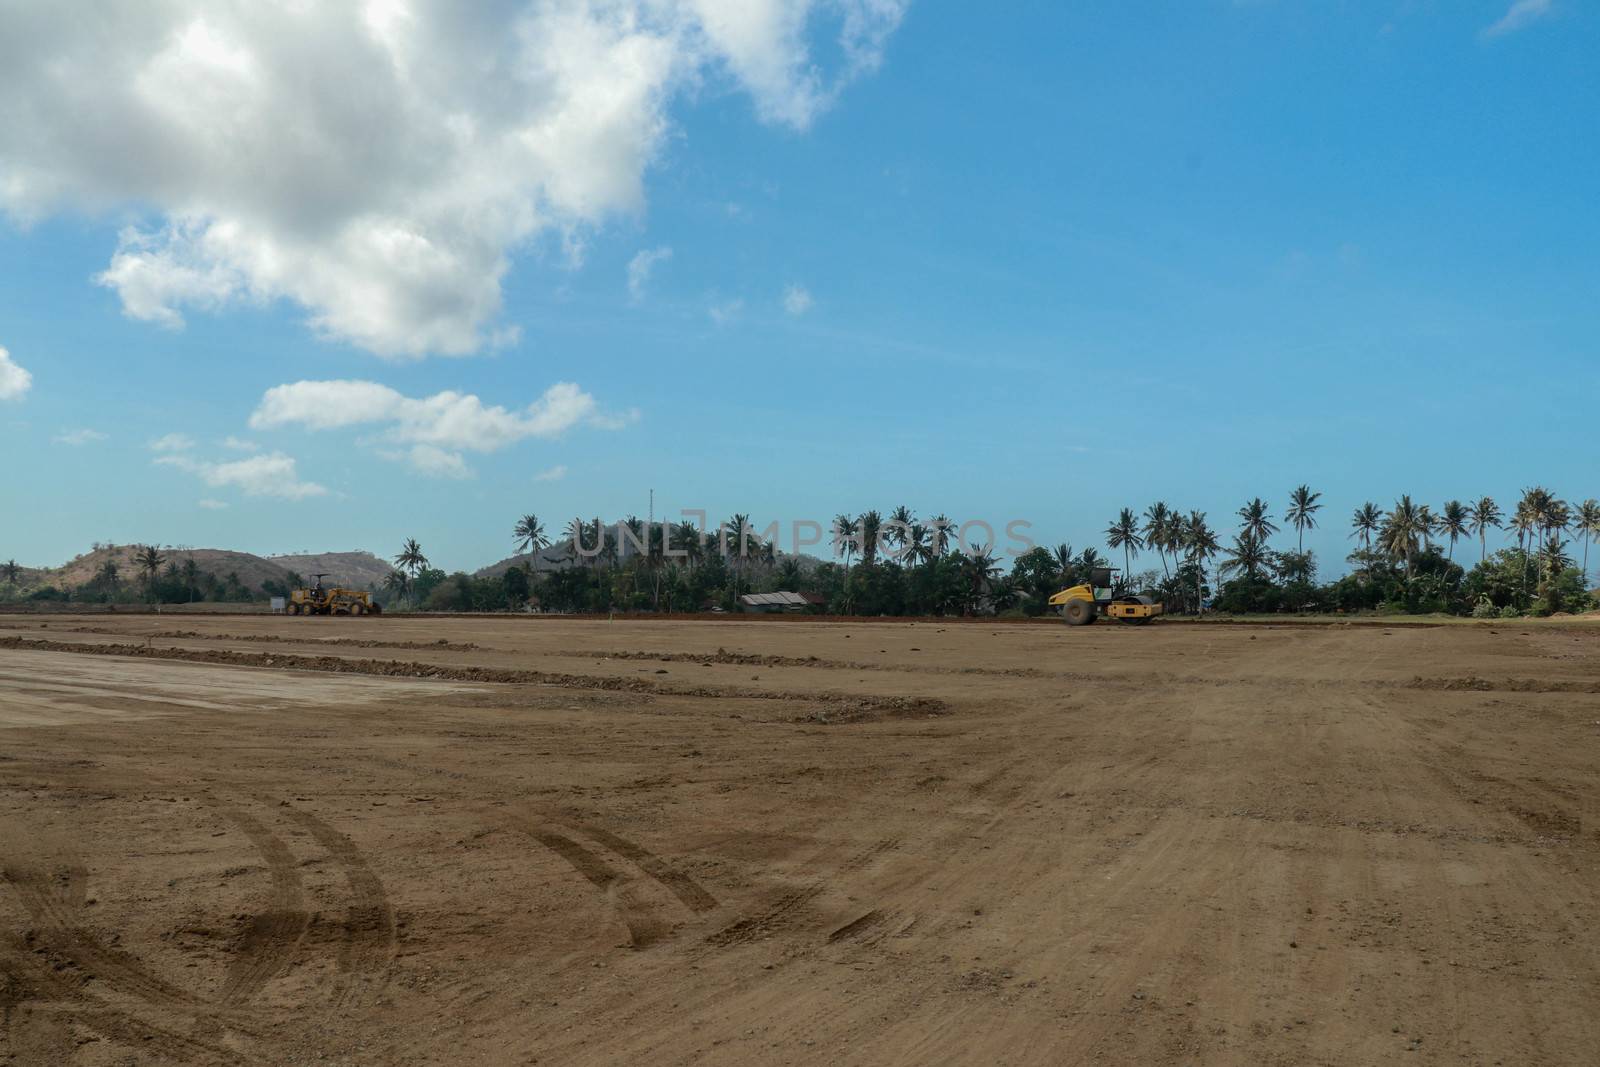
[35,625,484,652]
[0,636,948,717]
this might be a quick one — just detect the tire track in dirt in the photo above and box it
[333,745,726,929]
[703,883,827,948]
[278,806,398,1009]
[209,803,312,1007]
[702,837,906,949]
[2,864,215,1013]
[570,824,719,914]
[0,874,244,1064]
[503,814,672,949]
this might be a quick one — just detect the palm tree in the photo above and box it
[884,505,915,561]
[180,556,200,603]
[1538,537,1575,611]
[1285,485,1322,553]
[1350,503,1381,550]
[961,544,1001,615]
[833,514,859,570]
[394,538,427,576]
[383,569,411,606]
[1438,500,1469,563]
[1575,499,1600,584]
[0,559,19,586]
[1052,542,1074,581]
[904,523,932,568]
[622,515,648,561]
[513,514,550,557]
[134,545,165,601]
[1519,486,1560,547]
[1221,532,1270,580]
[929,514,956,558]
[1416,504,1438,551]
[1379,496,1425,577]
[1237,498,1278,542]
[1512,490,1540,606]
[1142,502,1173,579]
[672,520,703,567]
[1105,508,1143,585]
[858,510,883,566]
[1542,497,1571,552]
[1468,497,1501,563]
[564,517,595,565]
[1183,511,1220,613]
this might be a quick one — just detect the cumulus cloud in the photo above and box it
[157,451,327,499]
[148,432,195,452]
[534,464,568,482]
[0,2,908,358]
[1483,0,1553,37]
[628,246,673,301]
[386,443,473,480]
[221,435,259,451]
[0,346,31,400]
[54,428,107,446]
[709,298,743,325]
[783,283,814,315]
[198,498,229,510]
[250,379,634,477]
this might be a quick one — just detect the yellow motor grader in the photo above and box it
[1048,567,1162,626]
[286,574,381,616]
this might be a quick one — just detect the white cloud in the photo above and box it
[783,283,814,315]
[221,435,259,451]
[148,432,195,452]
[397,443,473,480]
[0,3,907,359]
[709,298,743,325]
[198,498,229,510]
[1483,0,1554,37]
[627,246,673,301]
[249,379,635,454]
[157,451,327,499]
[0,346,31,400]
[54,428,107,446]
[534,464,568,482]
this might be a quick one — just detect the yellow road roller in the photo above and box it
[1048,567,1162,626]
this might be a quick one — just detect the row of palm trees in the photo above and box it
[500,511,972,572]
[1105,486,1600,593]
[379,485,1596,613]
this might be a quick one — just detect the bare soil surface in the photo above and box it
[1,614,1597,1065]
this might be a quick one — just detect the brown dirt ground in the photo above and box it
[1,614,1597,1066]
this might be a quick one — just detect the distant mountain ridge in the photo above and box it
[269,551,393,589]
[9,545,393,595]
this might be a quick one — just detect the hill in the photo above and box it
[6,545,393,598]
[474,545,575,579]
[270,551,392,590]
[44,545,296,592]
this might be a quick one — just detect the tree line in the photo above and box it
[381,488,1598,618]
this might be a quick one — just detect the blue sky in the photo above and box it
[1,1,1595,574]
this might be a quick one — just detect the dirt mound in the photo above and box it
[59,626,481,652]
[1408,674,1600,694]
